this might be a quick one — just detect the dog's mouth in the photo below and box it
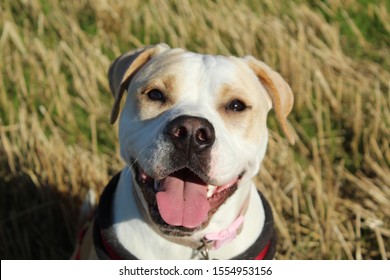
[133,163,242,233]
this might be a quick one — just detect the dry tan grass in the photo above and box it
[0,0,389,259]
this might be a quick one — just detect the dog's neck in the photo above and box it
[111,168,265,259]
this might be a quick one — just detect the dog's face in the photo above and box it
[108,44,293,235]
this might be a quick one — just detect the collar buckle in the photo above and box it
[197,238,213,260]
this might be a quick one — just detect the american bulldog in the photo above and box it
[73,43,294,260]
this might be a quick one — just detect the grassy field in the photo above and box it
[0,0,389,260]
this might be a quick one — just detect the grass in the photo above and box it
[0,0,389,259]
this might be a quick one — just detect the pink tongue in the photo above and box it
[156,175,210,228]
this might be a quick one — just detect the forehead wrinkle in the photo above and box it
[199,56,239,98]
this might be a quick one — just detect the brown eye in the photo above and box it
[226,99,247,112]
[147,89,166,103]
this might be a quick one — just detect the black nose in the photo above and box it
[166,115,215,154]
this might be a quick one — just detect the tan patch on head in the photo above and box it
[136,74,179,120]
[216,84,266,143]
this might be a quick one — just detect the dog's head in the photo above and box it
[108,44,294,235]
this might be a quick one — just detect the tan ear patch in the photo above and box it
[108,44,170,124]
[245,57,295,144]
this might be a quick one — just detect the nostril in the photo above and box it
[196,128,209,143]
[172,126,187,139]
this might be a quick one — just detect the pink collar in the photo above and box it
[205,215,244,249]
[204,192,250,250]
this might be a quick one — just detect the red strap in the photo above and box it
[254,241,270,260]
[72,224,89,260]
[100,230,123,260]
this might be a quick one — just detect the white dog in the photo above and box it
[73,44,294,260]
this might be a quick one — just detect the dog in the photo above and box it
[73,43,294,260]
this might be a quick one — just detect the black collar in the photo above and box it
[93,172,276,260]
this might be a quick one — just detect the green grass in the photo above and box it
[308,0,390,68]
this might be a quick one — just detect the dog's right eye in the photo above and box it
[147,89,166,103]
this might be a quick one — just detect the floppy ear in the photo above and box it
[245,56,295,144]
[108,43,170,124]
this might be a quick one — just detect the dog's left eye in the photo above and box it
[226,99,247,112]
[147,89,166,103]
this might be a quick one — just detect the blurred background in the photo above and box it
[0,0,389,259]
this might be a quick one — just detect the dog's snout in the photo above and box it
[166,115,215,153]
